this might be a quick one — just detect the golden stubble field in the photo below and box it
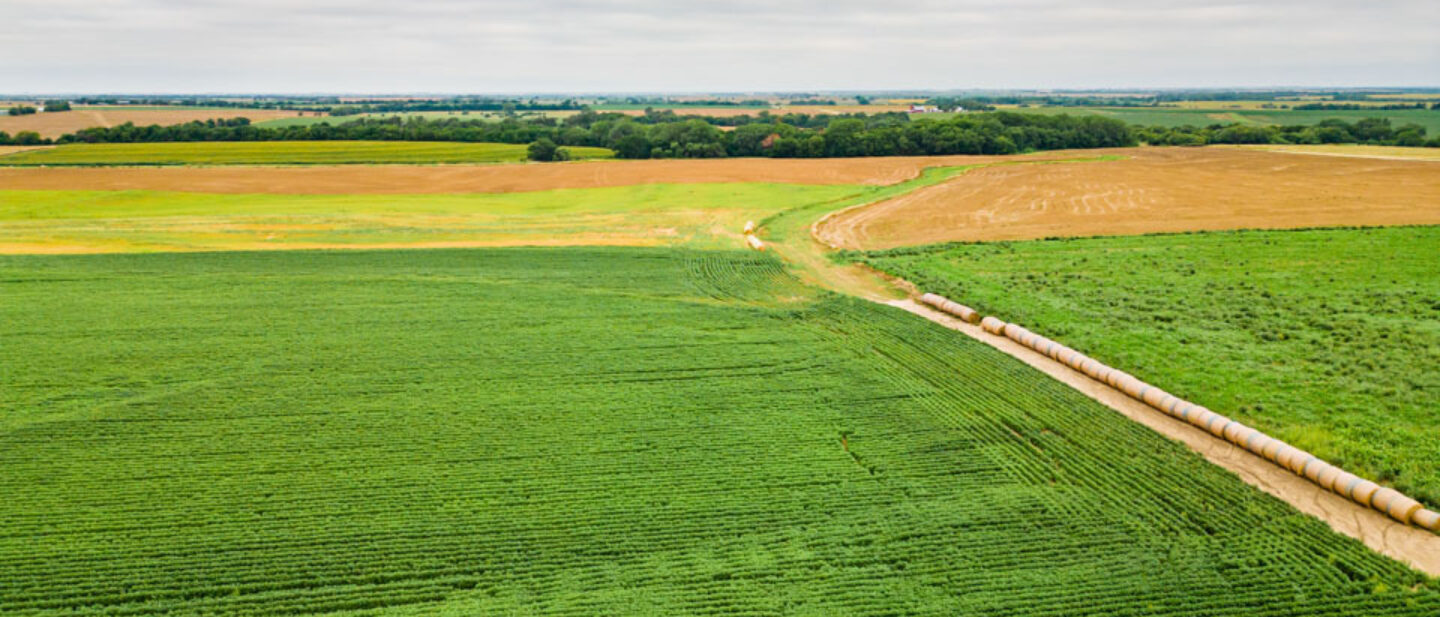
[816,147,1440,249]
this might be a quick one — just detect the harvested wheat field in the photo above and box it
[1233,144,1440,162]
[817,147,1440,249]
[0,153,1055,194]
[0,107,303,139]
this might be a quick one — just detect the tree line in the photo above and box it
[31,112,1137,157]
[1135,118,1436,147]
[4,110,1435,154]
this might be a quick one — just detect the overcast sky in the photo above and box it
[3,0,1437,94]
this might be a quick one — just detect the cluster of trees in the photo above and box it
[526,138,571,161]
[47,111,1136,158]
[42,100,72,111]
[7,105,37,116]
[1136,118,1437,147]
[0,131,44,145]
[13,108,1435,154]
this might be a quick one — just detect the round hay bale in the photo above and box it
[1205,414,1232,438]
[1227,424,1256,447]
[1350,479,1380,505]
[1189,408,1218,430]
[1413,509,1440,531]
[1304,461,1334,484]
[1290,451,1317,475]
[1260,437,1285,461]
[1315,465,1344,491]
[1274,444,1298,469]
[980,316,1007,335]
[1385,495,1423,524]
[1370,487,1402,511]
[1332,472,1362,498]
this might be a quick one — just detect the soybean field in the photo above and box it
[2,247,1437,616]
[860,226,1440,510]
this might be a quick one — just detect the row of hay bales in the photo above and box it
[921,293,1439,532]
[744,221,765,251]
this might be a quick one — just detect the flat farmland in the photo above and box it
[816,147,1440,249]
[1233,144,1440,161]
[992,105,1440,132]
[0,152,1058,194]
[0,183,860,253]
[0,107,303,139]
[0,141,613,166]
[2,247,1437,616]
[859,226,1440,509]
[0,154,1108,254]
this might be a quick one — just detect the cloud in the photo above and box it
[2,0,1436,93]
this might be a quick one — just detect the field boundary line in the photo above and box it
[885,297,1440,576]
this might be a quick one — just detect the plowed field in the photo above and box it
[817,147,1440,249]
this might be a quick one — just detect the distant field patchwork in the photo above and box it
[0,141,613,166]
[2,247,1437,615]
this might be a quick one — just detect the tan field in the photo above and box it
[1232,144,1440,161]
[0,153,1044,194]
[0,107,303,138]
[815,147,1440,250]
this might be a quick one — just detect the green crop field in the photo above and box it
[860,226,1440,509]
[0,141,613,166]
[2,247,1437,616]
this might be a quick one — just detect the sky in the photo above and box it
[3,0,1437,94]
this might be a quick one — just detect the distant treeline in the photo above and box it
[1291,102,1436,111]
[615,98,773,107]
[5,110,1436,154]
[1136,118,1435,147]
[329,99,584,115]
[62,97,585,113]
[34,112,1136,157]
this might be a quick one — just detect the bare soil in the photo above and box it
[0,108,302,139]
[817,147,1440,250]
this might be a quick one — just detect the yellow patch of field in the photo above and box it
[1231,144,1440,161]
[0,183,865,254]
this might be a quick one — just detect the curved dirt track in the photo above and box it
[818,147,1440,250]
[0,154,1060,195]
[888,298,1440,576]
